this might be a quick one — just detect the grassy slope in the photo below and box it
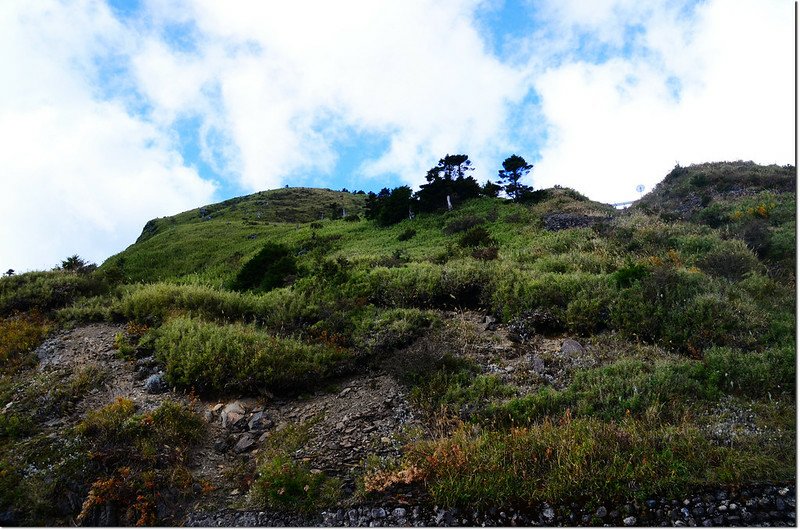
[103,187,616,285]
[105,187,367,284]
[1,162,796,521]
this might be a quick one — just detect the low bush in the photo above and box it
[0,312,50,363]
[697,243,761,281]
[493,272,604,323]
[487,347,795,427]
[471,246,499,261]
[0,271,105,315]
[458,227,494,248]
[249,421,341,512]
[155,317,352,395]
[443,215,484,235]
[397,228,417,241]
[351,308,438,356]
[410,359,515,419]
[231,243,297,292]
[76,398,205,526]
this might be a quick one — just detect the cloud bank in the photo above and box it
[0,0,793,271]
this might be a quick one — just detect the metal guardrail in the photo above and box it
[611,200,635,208]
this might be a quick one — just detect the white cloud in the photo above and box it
[530,0,794,202]
[0,1,215,272]
[132,0,529,190]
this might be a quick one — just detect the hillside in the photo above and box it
[0,162,795,526]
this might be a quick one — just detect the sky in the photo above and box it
[0,0,794,272]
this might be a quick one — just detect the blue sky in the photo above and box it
[0,0,794,272]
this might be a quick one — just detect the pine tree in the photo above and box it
[498,155,534,202]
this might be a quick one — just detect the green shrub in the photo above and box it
[610,266,708,348]
[0,271,105,315]
[115,283,261,325]
[351,308,438,355]
[704,346,795,396]
[0,313,50,363]
[155,317,351,395]
[697,243,761,281]
[250,455,341,512]
[443,215,484,235]
[397,228,417,241]
[411,366,515,419]
[612,260,649,288]
[458,227,494,248]
[249,421,341,512]
[492,272,603,322]
[565,285,612,335]
[231,243,297,292]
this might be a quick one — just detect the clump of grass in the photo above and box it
[155,317,352,395]
[405,415,791,508]
[0,312,50,363]
[39,364,108,417]
[249,421,341,513]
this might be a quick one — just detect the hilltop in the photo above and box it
[0,162,795,526]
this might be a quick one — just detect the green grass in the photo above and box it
[154,316,353,396]
[404,415,793,508]
[0,164,793,519]
[486,345,795,426]
[249,420,341,513]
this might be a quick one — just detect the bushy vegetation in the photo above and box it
[0,270,106,316]
[248,421,341,512]
[155,317,352,395]
[0,161,794,519]
[401,415,791,508]
[75,398,205,525]
[0,312,50,363]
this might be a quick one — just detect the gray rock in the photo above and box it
[144,373,168,394]
[222,402,247,429]
[248,411,273,432]
[596,506,608,518]
[623,516,637,526]
[541,507,555,522]
[527,354,545,373]
[234,434,255,453]
[561,338,585,355]
[392,508,406,519]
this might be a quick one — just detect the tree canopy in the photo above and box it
[498,155,534,202]
[416,154,481,213]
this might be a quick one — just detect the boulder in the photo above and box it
[248,411,273,432]
[144,373,168,394]
[221,402,248,429]
[234,433,256,454]
[561,339,586,356]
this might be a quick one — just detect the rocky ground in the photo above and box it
[188,484,796,527]
[15,317,797,526]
